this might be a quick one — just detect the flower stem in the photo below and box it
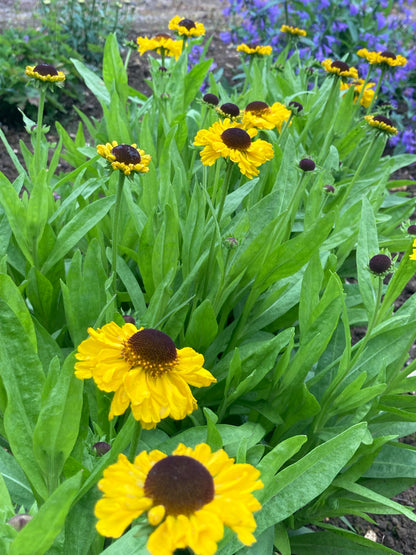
[128,420,142,462]
[34,86,46,177]
[111,172,126,297]
[366,67,387,114]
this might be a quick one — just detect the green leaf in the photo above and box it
[356,198,378,318]
[290,529,402,555]
[9,472,83,555]
[42,195,115,274]
[261,422,367,512]
[71,58,110,106]
[0,448,34,509]
[364,442,416,479]
[32,354,83,494]
[0,299,47,501]
[184,299,218,352]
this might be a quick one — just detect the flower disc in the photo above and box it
[221,128,251,150]
[144,455,215,515]
[179,18,196,30]
[33,63,58,76]
[245,101,269,114]
[111,144,141,164]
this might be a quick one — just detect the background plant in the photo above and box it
[38,0,136,66]
[0,26,81,125]
[220,0,416,153]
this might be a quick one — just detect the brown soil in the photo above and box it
[1,1,416,554]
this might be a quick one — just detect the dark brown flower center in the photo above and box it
[331,60,350,72]
[179,18,196,30]
[289,100,303,113]
[299,158,316,171]
[373,114,393,127]
[369,254,391,274]
[221,128,252,150]
[144,455,215,516]
[380,50,396,59]
[245,101,269,114]
[122,329,177,376]
[154,33,171,40]
[33,63,58,76]
[203,93,219,106]
[219,102,240,117]
[111,144,141,164]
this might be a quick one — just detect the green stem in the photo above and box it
[354,65,372,111]
[124,48,132,71]
[128,420,142,462]
[366,67,387,114]
[275,112,294,148]
[111,172,126,297]
[349,275,383,369]
[35,86,46,177]
[338,132,379,208]
[317,77,343,165]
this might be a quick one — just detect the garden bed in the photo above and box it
[1,1,416,555]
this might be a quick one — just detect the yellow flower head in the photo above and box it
[96,141,151,176]
[137,33,183,60]
[168,15,205,38]
[357,48,407,67]
[364,114,398,136]
[409,238,416,261]
[95,442,263,554]
[242,100,291,132]
[322,59,359,79]
[280,24,307,37]
[236,43,272,56]
[340,78,376,108]
[25,63,65,83]
[193,118,274,179]
[75,322,216,428]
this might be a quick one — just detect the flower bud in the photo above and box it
[369,254,392,275]
[93,442,111,456]
[8,514,33,531]
[299,158,316,172]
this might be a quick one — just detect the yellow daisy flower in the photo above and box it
[137,33,183,60]
[96,141,151,176]
[242,100,291,132]
[340,79,376,108]
[95,442,263,555]
[364,114,398,136]
[193,118,274,179]
[322,59,359,79]
[409,238,416,261]
[168,15,205,38]
[74,322,216,429]
[236,43,272,56]
[357,48,407,67]
[280,24,307,37]
[25,63,65,83]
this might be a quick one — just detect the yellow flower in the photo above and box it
[74,322,216,429]
[242,100,291,132]
[193,118,274,179]
[340,79,376,108]
[96,141,151,176]
[322,59,359,79]
[168,15,205,38]
[280,24,307,37]
[409,238,416,261]
[236,43,272,56]
[25,63,65,83]
[364,114,398,136]
[95,442,263,555]
[137,33,183,60]
[357,48,407,67]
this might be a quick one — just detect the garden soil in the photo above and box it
[0,1,416,553]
